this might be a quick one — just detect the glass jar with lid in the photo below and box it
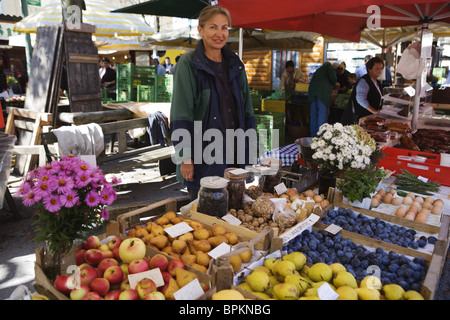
[245,165,262,189]
[197,176,229,217]
[224,168,247,210]
[259,158,282,193]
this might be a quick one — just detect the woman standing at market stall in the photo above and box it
[169,5,255,202]
[341,56,384,125]
[308,62,338,137]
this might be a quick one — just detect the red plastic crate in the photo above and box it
[377,147,450,186]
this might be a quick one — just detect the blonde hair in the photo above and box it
[198,5,231,27]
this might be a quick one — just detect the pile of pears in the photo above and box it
[238,252,425,300]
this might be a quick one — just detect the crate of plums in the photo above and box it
[282,207,450,300]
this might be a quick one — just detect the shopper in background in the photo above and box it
[280,60,306,92]
[308,62,338,137]
[169,55,180,74]
[153,58,166,75]
[341,56,385,125]
[163,57,173,74]
[99,57,116,88]
[170,5,255,202]
[336,61,351,93]
[355,55,372,79]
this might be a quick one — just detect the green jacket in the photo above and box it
[170,40,255,190]
[308,62,337,107]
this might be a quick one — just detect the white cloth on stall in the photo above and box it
[53,123,104,157]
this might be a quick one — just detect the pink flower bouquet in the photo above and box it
[16,155,121,256]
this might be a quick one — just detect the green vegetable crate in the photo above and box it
[254,111,285,153]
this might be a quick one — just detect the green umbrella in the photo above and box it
[113,0,211,19]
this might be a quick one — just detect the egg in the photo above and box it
[415,212,429,223]
[431,205,443,215]
[391,197,403,206]
[406,192,416,199]
[408,204,419,214]
[371,197,380,207]
[422,201,433,210]
[424,196,435,204]
[382,193,393,204]
[313,195,324,203]
[411,201,422,210]
[434,199,444,209]
[377,189,386,197]
[395,206,407,218]
[388,189,396,195]
[373,194,382,201]
[404,211,417,220]
[413,197,424,205]
[403,196,413,205]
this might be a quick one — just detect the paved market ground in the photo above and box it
[0,163,449,300]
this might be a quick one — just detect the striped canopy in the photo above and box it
[13,0,154,40]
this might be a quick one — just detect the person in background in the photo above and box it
[154,58,166,75]
[163,57,173,74]
[280,60,306,92]
[169,55,180,74]
[347,73,357,91]
[0,55,9,99]
[341,57,385,125]
[336,61,351,93]
[308,62,338,137]
[170,5,255,202]
[355,55,372,79]
[99,57,116,88]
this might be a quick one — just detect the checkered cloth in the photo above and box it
[258,143,299,167]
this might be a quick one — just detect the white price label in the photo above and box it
[274,182,288,195]
[221,213,242,226]
[325,224,342,235]
[173,278,205,300]
[164,222,193,238]
[417,176,428,183]
[208,242,231,259]
[128,268,165,289]
[280,214,320,244]
[318,282,339,300]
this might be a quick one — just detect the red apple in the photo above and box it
[149,254,169,272]
[143,255,152,268]
[101,250,114,260]
[167,259,185,276]
[108,237,122,250]
[136,278,157,299]
[104,289,121,300]
[112,247,121,262]
[79,265,98,287]
[97,258,119,276]
[161,271,173,284]
[128,258,149,274]
[75,249,86,266]
[90,278,110,296]
[54,274,73,295]
[144,291,166,300]
[119,288,138,300]
[83,235,100,249]
[118,238,146,264]
[84,249,103,265]
[120,278,131,291]
[69,284,90,300]
[82,291,103,300]
[103,266,123,285]
[201,282,210,293]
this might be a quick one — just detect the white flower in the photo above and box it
[318,140,326,147]
[323,130,333,140]
[329,153,336,161]
[311,141,318,149]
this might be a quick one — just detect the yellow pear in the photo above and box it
[237,282,254,292]
[175,268,198,288]
[383,284,405,300]
[246,271,270,292]
[282,252,307,271]
[251,292,272,300]
[239,247,252,263]
[212,223,227,236]
[252,265,271,275]
[299,296,321,300]
[225,232,239,245]
[336,286,358,300]
[333,271,358,288]
[329,263,346,276]
[263,258,279,272]
[308,263,333,283]
[272,260,296,281]
[193,228,210,240]
[356,287,381,300]
[403,290,425,300]
[172,239,187,254]
[360,275,382,290]
[163,278,180,300]
[284,274,310,296]
[229,254,242,272]
[272,283,300,300]
[212,289,245,300]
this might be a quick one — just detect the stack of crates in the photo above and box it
[156,74,174,102]
[254,111,285,153]
[116,63,156,102]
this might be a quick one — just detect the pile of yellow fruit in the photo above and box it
[235,252,425,300]
[126,211,252,273]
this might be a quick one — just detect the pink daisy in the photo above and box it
[43,194,62,213]
[22,190,38,207]
[49,175,74,194]
[100,208,109,220]
[33,181,52,199]
[85,190,101,207]
[74,172,91,188]
[15,182,32,197]
[99,188,115,206]
[59,190,79,208]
